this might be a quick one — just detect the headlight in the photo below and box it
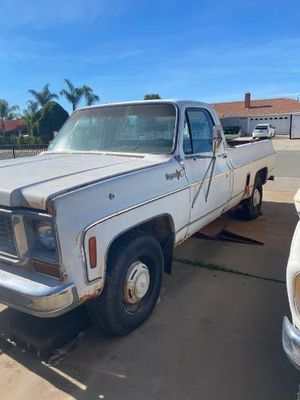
[34,220,56,251]
[24,216,58,262]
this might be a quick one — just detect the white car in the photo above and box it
[0,100,276,336]
[252,124,276,139]
[283,189,300,368]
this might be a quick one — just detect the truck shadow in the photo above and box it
[0,200,299,400]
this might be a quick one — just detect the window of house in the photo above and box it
[284,116,288,119]
[279,117,283,119]
[183,108,214,154]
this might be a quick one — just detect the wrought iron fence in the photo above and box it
[0,144,48,160]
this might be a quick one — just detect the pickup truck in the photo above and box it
[0,100,276,336]
[283,188,300,368]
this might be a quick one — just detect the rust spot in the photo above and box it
[79,288,102,304]
[46,199,57,217]
[60,272,68,282]
[244,185,251,197]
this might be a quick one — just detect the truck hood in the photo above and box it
[0,152,167,210]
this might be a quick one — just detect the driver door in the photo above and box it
[183,107,231,236]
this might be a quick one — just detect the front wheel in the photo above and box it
[241,176,263,220]
[86,232,163,336]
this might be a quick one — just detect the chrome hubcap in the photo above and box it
[124,261,150,305]
[253,188,261,207]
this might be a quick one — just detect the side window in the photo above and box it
[184,109,214,154]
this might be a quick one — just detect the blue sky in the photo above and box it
[1,0,300,113]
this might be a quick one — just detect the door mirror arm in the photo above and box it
[212,125,223,151]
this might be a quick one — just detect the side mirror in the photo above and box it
[212,125,223,149]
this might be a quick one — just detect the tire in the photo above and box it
[241,175,263,220]
[86,232,163,336]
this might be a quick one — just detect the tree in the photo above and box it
[60,79,84,111]
[82,85,100,106]
[32,101,69,142]
[28,84,58,107]
[23,100,39,134]
[0,99,19,136]
[144,93,161,100]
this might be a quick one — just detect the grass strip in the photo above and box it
[174,257,286,284]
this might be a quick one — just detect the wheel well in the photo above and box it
[106,214,175,275]
[257,167,268,185]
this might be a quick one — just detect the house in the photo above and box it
[0,119,28,136]
[213,93,300,138]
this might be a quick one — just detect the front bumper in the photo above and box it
[0,263,78,317]
[282,316,300,369]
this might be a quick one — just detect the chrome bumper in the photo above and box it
[282,316,300,369]
[0,264,78,318]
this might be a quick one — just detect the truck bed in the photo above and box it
[227,137,268,147]
[227,138,276,170]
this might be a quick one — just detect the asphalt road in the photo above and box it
[0,139,300,399]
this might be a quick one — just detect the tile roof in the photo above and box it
[213,97,300,117]
[1,119,27,133]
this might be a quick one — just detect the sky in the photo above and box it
[1,0,300,113]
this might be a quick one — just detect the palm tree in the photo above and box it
[144,93,161,100]
[60,79,84,111]
[0,99,19,136]
[82,85,100,106]
[28,84,58,107]
[23,100,39,134]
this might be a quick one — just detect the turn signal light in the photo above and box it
[89,236,97,269]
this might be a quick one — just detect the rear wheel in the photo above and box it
[86,232,163,336]
[241,176,263,220]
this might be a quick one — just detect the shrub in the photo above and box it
[223,126,241,135]
[0,135,46,145]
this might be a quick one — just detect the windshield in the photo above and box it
[48,103,177,154]
[255,125,268,130]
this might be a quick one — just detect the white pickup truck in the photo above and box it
[0,100,276,335]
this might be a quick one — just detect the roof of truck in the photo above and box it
[77,99,210,111]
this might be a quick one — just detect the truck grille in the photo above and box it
[0,212,17,258]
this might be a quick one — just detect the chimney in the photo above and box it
[244,92,251,108]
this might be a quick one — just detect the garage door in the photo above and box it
[249,115,290,135]
[291,114,300,139]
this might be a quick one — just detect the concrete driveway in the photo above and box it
[0,138,300,400]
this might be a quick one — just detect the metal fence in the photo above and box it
[0,144,48,160]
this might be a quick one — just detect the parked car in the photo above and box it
[0,100,276,336]
[283,188,300,368]
[252,124,276,139]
